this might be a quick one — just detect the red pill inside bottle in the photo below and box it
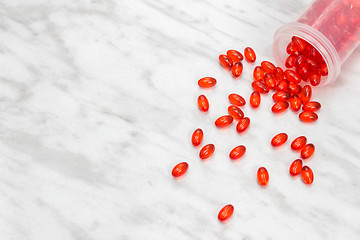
[289,159,303,176]
[291,136,307,151]
[236,117,250,133]
[228,93,246,106]
[198,95,209,112]
[257,167,269,186]
[191,128,203,147]
[198,77,216,88]
[215,115,234,127]
[250,91,261,108]
[228,105,244,119]
[271,133,288,147]
[300,143,315,159]
[227,50,244,64]
[218,204,234,222]
[231,62,243,78]
[219,54,232,69]
[229,145,246,160]
[172,162,189,178]
[199,144,215,159]
[301,166,314,184]
[244,47,256,63]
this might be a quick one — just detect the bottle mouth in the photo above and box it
[273,22,341,86]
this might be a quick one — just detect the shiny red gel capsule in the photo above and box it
[198,95,209,112]
[227,50,243,64]
[303,101,321,112]
[289,159,303,176]
[215,115,234,127]
[198,77,216,88]
[272,91,291,102]
[271,101,289,113]
[244,47,256,62]
[291,136,307,151]
[273,67,284,82]
[218,204,234,222]
[264,73,276,89]
[236,117,250,133]
[219,54,232,69]
[231,62,243,78]
[275,80,289,92]
[300,143,315,159]
[172,162,189,178]
[261,61,276,73]
[229,145,246,160]
[299,111,318,122]
[290,95,302,112]
[228,105,244,119]
[191,128,203,147]
[300,85,312,105]
[250,91,261,108]
[287,83,302,95]
[301,166,314,184]
[253,66,265,81]
[199,144,215,159]
[228,93,246,106]
[252,81,269,94]
[257,167,269,186]
[284,70,301,84]
[271,133,288,147]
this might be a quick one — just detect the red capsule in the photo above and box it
[320,63,328,76]
[250,91,261,108]
[310,72,321,86]
[289,159,303,176]
[300,143,315,159]
[301,166,314,184]
[253,66,265,81]
[257,167,269,186]
[228,93,246,106]
[244,47,256,63]
[292,36,307,52]
[285,54,297,68]
[231,62,243,78]
[306,59,321,70]
[291,136,307,151]
[236,117,250,133]
[286,41,297,54]
[297,64,311,82]
[275,80,289,92]
[172,162,189,178]
[229,145,246,160]
[227,50,243,64]
[273,67,284,82]
[198,77,216,88]
[287,83,302,95]
[191,128,203,147]
[218,204,234,222]
[303,101,321,112]
[272,91,291,102]
[294,54,307,68]
[284,70,301,84]
[289,95,302,112]
[264,73,276,89]
[299,111,318,122]
[271,133,288,147]
[261,61,276,73]
[271,101,289,113]
[300,85,312,105]
[215,115,234,127]
[199,144,215,159]
[198,95,209,112]
[219,54,232,69]
[252,81,269,94]
[228,105,244,119]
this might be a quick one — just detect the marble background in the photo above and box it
[0,0,360,239]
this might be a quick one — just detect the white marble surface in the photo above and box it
[1,0,360,239]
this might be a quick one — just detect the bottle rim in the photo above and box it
[273,22,341,86]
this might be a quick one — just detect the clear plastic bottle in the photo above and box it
[273,0,360,86]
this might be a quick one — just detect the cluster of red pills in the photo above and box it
[172,40,321,222]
